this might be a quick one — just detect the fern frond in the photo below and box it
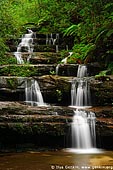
[63,24,78,36]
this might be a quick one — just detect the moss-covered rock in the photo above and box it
[0,64,56,77]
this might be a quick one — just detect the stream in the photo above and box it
[0,150,113,170]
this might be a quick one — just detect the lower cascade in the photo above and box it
[68,109,101,154]
[67,109,102,154]
[72,110,96,148]
[68,65,102,153]
[25,79,46,106]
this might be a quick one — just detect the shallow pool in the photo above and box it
[0,149,113,170]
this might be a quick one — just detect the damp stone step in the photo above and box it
[0,64,56,76]
[6,33,74,52]
[8,52,62,64]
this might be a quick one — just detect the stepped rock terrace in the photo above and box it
[0,102,112,150]
[0,32,113,151]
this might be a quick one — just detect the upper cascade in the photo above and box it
[70,64,91,108]
[77,65,88,78]
[14,29,35,64]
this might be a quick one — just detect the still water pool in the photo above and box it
[0,150,112,170]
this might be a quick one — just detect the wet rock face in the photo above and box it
[90,76,113,106]
[87,62,102,76]
[0,102,112,149]
[0,102,73,149]
[36,75,71,105]
[0,75,71,105]
[56,64,78,76]
[96,113,113,149]
[86,106,113,149]
[29,52,62,64]
[0,75,113,106]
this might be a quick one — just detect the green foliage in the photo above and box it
[108,62,113,74]
[50,70,56,75]
[0,55,17,66]
[66,43,95,63]
[0,0,113,74]
[0,65,37,77]
[0,39,8,58]
[7,78,18,90]
[59,50,69,61]
[95,70,108,78]
[62,1,113,71]
[63,25,78,36]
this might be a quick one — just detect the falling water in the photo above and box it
[69,109,98,153]
[77,65,88,78]
[56,52,73,75]
[70,65,91,108]
[14,29,34,64]
[14,52,24,64]
[61,52,73,64]
[56,64,60,75]
[71,79,91,108]
[68,65,101,153]
[46,33,59,52]
[25,79,46,106]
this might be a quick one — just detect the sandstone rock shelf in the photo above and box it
[0,102,112,149]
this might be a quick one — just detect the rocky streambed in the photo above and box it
[0,102,112,150]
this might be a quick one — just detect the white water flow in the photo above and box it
[56,52,73,75]
[14,52,24,64]
[46,33,59,52]
[71,79,91,108]
[69,109,98,154]
[14,29,34,64]
[68,65,102,154]
[71,65,91,108]
[25,79,46,106]
[61,52,73,64]
[77,65,88,78]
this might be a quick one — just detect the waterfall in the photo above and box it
[70,64,91,108]
[56,52,73,75]
[14,29,34,64]
[46,33,59,52]
[61,52,73,64]
[68,65,101,153]
[72,110,95,149]
[14,52,24,64]
[25,79,46,106]
[77,65,88,78]
[69,109,98,153]
[71,79,91,108]
[56,64,60,75]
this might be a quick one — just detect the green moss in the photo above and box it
[0,56,17,66]
[6,78,18,90]
[0,65,37,77]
